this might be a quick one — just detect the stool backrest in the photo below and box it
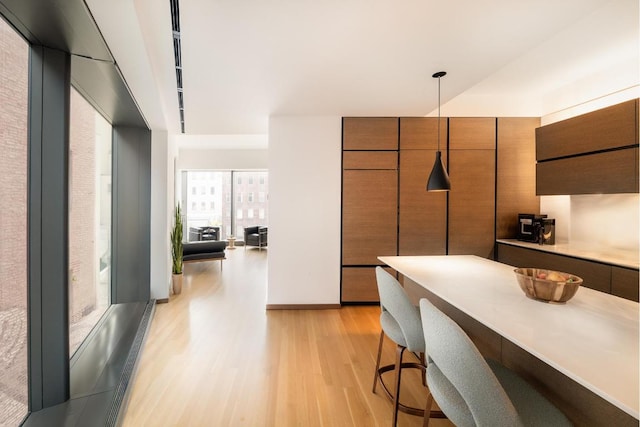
[375,267,424,352]
[419,298,521,427]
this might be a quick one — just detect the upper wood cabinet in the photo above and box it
[399,118,447,255]
[535,99,640,195]
[448,118,496,258]
[343,151,397,170]
[536,99,638,161]
[343,117,399,150]
[496,118,540,238]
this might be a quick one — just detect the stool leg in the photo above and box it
[423,392,434,427]
[420,352,426,386]
[372,330,385,393]
[392,345,405,427]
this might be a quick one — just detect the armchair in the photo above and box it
[244,226,267,250]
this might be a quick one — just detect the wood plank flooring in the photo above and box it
[121,247,453,426]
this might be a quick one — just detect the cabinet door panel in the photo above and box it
[536,99,638,161]
[343,151,397,170]
[399,117,446,150]
[399,149,447,255]
[341,266,395,302]
[536,148,638,195]
[343,117,398,150]
[496,118,540,239]
[611,266,639,302]
[342,169,398,265]
[448,149,495,258]
[497,244,611,293]
[449,117,496,150]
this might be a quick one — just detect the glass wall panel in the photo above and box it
[0,16,29,426]
[182,170,268,241]
[68,88,112,356]
[234,171,269,240]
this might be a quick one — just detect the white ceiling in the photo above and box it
[87,0,638,136]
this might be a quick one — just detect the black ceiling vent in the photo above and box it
[170,0,185,133]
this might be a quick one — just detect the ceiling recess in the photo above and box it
[169,0,184,133]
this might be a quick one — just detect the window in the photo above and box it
[249,176,254,184]
[181,170,268,240]
[200,186,206,195]
[68,88,112,357]
[191,187,196,195]
[0,17,29,426]
[260,176,265,185]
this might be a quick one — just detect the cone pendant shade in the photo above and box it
[427,151,450,191]
[427,71,450,192]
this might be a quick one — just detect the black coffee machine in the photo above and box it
[518,214,555,245]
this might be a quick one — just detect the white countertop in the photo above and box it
[378,255,640,419]
[497,239,640,270]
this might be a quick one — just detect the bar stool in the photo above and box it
[372,267,445,426]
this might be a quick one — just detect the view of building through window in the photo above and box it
[0,16,29,426]
[68,88,112,357]
[182,170,268,241]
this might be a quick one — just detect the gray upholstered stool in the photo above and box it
[419,298,572,427]
[372,267,445,427]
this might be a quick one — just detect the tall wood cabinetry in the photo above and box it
[448,118,496,258]
[342,118,398,302]
[398,118,447,255]
[342,116,540,303]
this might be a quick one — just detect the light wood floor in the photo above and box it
[121,248,453,426]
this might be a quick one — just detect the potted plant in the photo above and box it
[170,203,184,295]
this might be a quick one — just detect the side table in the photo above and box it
[227,237,237,250]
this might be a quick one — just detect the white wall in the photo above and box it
[267,116,342,306]
[177,148,267,170]
[150,130,171,299]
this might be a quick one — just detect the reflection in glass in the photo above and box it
[68,88,112,357]
[0,16,29,426]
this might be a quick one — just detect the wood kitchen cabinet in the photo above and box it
[398,117,447,255]
[496,242,639,301]
[536,99,639,195]
[341,116,540,303]
[496,118,540,238]
[448,118,496,258]
[342,118,398,302]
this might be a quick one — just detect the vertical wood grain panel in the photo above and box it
[343,117,399,150]
[449,118,496,258]
[496,118,540,239]
[342,169,398,265]
[399,149,447,255]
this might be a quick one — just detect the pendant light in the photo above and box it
[426,71,451,192]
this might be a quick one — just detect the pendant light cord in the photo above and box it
[437,75,441,152]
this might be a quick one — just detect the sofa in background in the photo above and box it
[182,240,226,269]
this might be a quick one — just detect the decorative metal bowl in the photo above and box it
[514,268,583,303]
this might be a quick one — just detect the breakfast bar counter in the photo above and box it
[379,255,639,425]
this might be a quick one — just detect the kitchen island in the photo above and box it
[379,255,639,426]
